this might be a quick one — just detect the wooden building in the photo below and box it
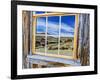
[22,11,90,68]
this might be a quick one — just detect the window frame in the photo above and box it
[32,12,79,60]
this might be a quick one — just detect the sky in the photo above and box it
[35,11,75,37]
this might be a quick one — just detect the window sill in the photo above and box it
[27,54,81,66]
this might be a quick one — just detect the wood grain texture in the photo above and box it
[73,14,79,60]
[78,14,90,66]
[22,11,31,68]
[32,16,36,54]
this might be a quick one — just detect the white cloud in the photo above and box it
[36,18,74,37]
[37,18,46,27]
[61,23,74,33]
[60,33,74,37]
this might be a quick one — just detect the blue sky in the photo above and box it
[35,11,45,14]
[61,16,75,37]
[35,12,75,37]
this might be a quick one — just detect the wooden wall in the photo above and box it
[78,14,90,66]
[22,11,31,68]
[22,12,90,67]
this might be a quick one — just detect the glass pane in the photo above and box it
[36,17,46,36]
[60,16,75,56]
[47,16,59,54]
[47,16,59,35]
[35,17,46,54]
[47,35,58,54]
[35,36,45,53]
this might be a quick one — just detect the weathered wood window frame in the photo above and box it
[32,12,79,60]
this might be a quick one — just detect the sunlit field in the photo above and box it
[35,36,74,56]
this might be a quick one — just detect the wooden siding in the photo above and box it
[78,14,90,66]
[22,11,31,68]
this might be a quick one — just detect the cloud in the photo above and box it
[36,18,46,33]
[36,18,74,37]
[61,23,74,33]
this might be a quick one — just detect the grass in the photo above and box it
[47,49,58,54]
[36,47,45,53]
[59,50,73,56]
[36,48,73,56]
[35,36,74,56]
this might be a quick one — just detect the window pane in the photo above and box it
[47,16,59,54]
[35,36,45,53]
[47,35,58,54]
[60,16,75,56]
[35,17,46,53]
[36,17,46,36]
[47,16,59,35]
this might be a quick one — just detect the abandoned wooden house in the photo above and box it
[22,11,90,68]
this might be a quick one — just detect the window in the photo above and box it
[32,12,79,60]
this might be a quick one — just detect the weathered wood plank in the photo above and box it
[73,14,79,60]
[22,11,32,68]
[33,13,78,17]
[78,14,90,66]
[22,11,30,68]
[35,52,73,60]
[27,54,81,66]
